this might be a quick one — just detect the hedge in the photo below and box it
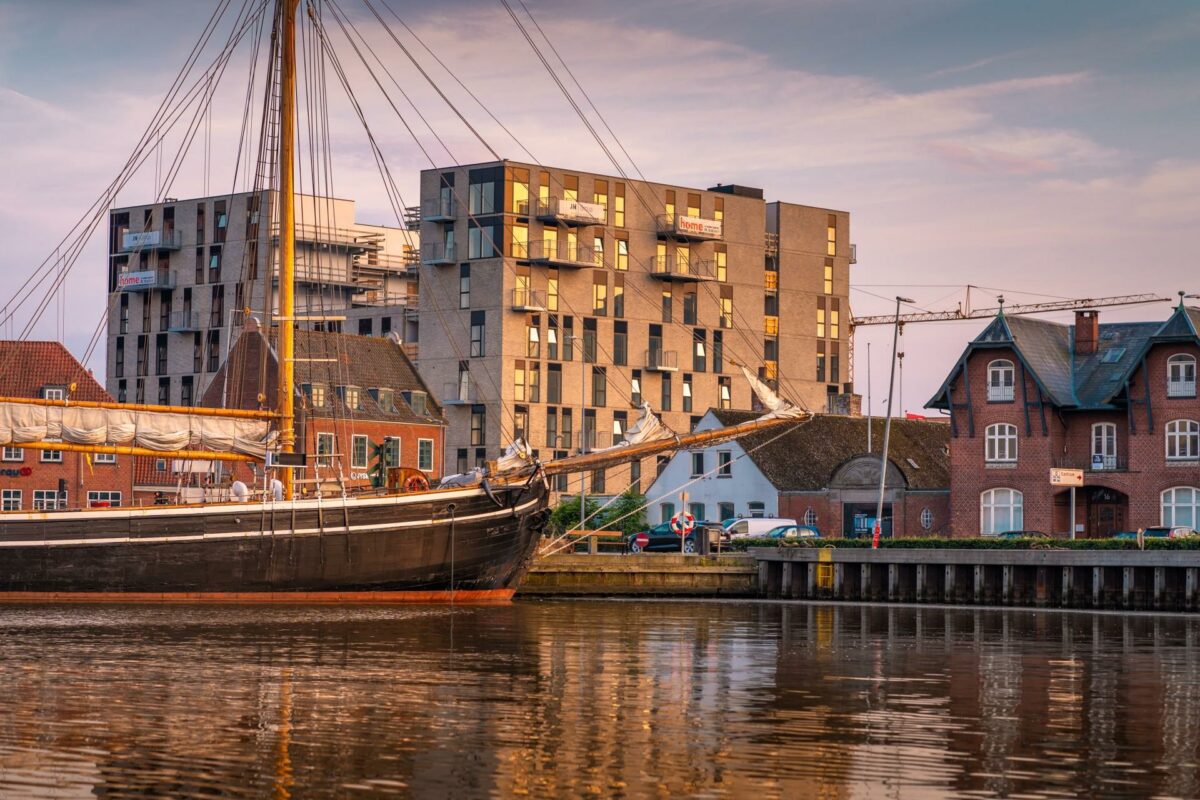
[727,536,1200,552]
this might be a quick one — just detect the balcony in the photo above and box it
[121,229,182,252]
[656,214,723,241]
[644,349,678,372]
[518,239,595,269]
[649,255,716,282]
[1054,456,1129,473]
[850,243,858,264]
[117,269,175,292]
[987,385,1016,402]
[534,198,606,226]
[165,311,201,332]
[441,381,477,405]
[1167,379,1196,398]
[421,242,457,266]
[422,197,457,222]
[511,288,546,311]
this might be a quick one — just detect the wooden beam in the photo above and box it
[11,441,258,463]
[0,395,277,421]
[1019,361,1032,436]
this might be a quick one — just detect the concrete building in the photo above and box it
[647,410,950,537]
[0,342,134,509]
[416,160,855,495]
[106,191,418,408]
[927,303,1200,537]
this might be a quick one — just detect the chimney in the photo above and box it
[1075,310,1099,355]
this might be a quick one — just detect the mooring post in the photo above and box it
[1122,566,1134,608]
[1154,567,1167,610]
[888,563,899,601]
[1092,567,1103,608]
[1002,565,1013,605]
[915,564,927,602]
[757,561,769,597]
[860,563,872,601]
[944,565,956,603]
[833,563,845,598]
[973,565,984,604]
[1062,566,1073,607]
[781,562,793,598]
[1187,568,1199,610]
[806,562,816,599]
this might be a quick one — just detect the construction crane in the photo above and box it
[851,290,1170,327]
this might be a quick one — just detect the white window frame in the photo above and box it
[316,432,336,467]
[1091,422,1117,470]
[40,447,63,464]
[717,450,732,477]
[384,436,401,468]
[43,387,66,401]
[690,451,705,477]
[987,359,1015,402]
[33,489,65,511]
[980,488,1023,535]
[87,491,121,508]
[1165,419,1200,461]
[1167,354,1197,398]
[747,501,766,519]
[1,489,20,511]
[804,508,818,527]
[985,423,1018,463]
[94,452,117,464]
[1161,486,1200,529]
[351,434,369,470]
[920,507,934,530]
[417,438,434,472]
[1,447,23,462]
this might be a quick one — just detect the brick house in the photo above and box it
[646,410,950,537]
[927,303,1200,537]
[0,342,133,509]
[201,322,446,493]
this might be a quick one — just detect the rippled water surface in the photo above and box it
[0,601,1198,798]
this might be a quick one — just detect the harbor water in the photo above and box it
[0,600,1197,798]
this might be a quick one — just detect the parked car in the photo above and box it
[627,521,722,554]
[998,530,1049,539]
[1114,527,1197,540]
[763,524,821,539]
[724,518,799,540]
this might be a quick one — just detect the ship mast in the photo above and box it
[276,0,299,499]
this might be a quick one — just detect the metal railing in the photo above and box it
[534,197,606,225]
[644,349,678,371]
[121,229,183,252]
[987,385,1016,402]
[421,242,457,265]
[655,213,723,240]
[1054,455,1128,472]
[116,269,175,292]
[421,197,457,221]
[518,239,595,266]
[1167,379,1197,398]
[649,255,716,280]
[850,243,858,264]
[512,288,547,310]
[165,311,200,332]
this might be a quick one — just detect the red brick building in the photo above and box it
[0,342,134,509]
[201,323,446,493]
[927,303,1200,537]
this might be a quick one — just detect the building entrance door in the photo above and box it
[843,502,891,539]
[1086,487,1127,538]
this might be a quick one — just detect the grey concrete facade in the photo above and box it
[416,160,855,498]
[105,191,417,406]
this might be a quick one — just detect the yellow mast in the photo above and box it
[277,0,299,499]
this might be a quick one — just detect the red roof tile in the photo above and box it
[0,341,111,401]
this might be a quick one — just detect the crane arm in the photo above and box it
[851,293,1170,327]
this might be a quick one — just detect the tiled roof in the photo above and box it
[203,325,444,425]
[711,410,950,491]
[928,304,1200,411]
[0,341,110,401]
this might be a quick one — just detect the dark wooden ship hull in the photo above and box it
[0,478,549,602]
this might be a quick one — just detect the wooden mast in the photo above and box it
[276,0,300,499]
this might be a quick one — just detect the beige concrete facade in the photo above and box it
[105,191,418,406]
[416,160,854,498]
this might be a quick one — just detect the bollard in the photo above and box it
[781,562,793,598]
[974,565,984,604]
[944,565,956,604]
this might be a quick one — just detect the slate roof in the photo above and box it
[711,410,950,491]
[0,341,111,401]
[928,304,1200,411]
[203,325,444,425]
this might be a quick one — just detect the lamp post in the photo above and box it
[873,296,914,548]
[566,334,587,532]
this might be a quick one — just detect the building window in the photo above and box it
[804,508,818,527]
[514,361,527,402]
[459,264,470,309]
[683,291,697,325]
[546,408,559,448]
[1092,423,1117,470]
[720,294,733,329]
[824,260,833,294]
[660,502,676,525]
[615,237,628,270]
[470,405,486,446]
[307,383,326,408]
[351,435,369,469]
[593,235,604,267]
[181,376,194,407]
[613,275,624,318]
[547,364,562,404]
[747,502,765,519]
[468,180,495,214]
[920,508,934,530]
[547,270,559,312]
[827,216,836,256]
[714,247,727,282]
[661,373,672,412]
[981,488,1023,535]
[614,184,625,227]
[207,330,220,372]
[1167,354,1197,397]
[1166,419,1200,460]
[114,337,125,378]
[33,490,65,511]
[379,388,398,413]
[592,367,607,407]
[456,448,469,475]
[591,469,605,495]
[94,452,117,464]
[682,375,693,413]
[718,377,732,410]
[583,318,597,363]
[613,321,627,366]
[631,372,642,406]
[713,332,723,374]
[630,459,641,494]
[41,447,63,463]
[816,307,825,338]
[661,287,672,324]
[987,359,1016,402]
[470,310,485,357]
[718,450,732,477]
[316,432,335,467]
[693,331,706,373]
[418,439,434,472]
[691,451,705,477]
[1,490,20,511]
[87,491,122,508]
[383,437,401,468]
[717,501,734,521]
[985,423,1018,463]
[340,386,361,410]
[1162,486,1200,529]
[2,447,23,462]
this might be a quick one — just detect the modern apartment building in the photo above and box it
[417,160,855,494]
[105,191,418,407]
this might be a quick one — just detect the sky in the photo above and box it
[0,0,1197,414]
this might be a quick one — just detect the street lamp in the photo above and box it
[873,296,914,548]
[565,334,587,532]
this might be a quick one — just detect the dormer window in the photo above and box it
[1167,354,1196,398]
[986,359,1015,402]
[403,390,428,416]
[375,388,395,413]
[338,386,361,411]
[305,383,326,409]
[42,386,66,401]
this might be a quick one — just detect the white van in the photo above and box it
[724,518,798,540]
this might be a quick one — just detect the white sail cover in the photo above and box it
[0,403,274,457]
[589,402,676,453]
[495,438,534,474]
[740,366,807,420]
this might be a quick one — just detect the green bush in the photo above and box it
[728,536,1200,551]
[598,490,648,536]
[548,495,603,536]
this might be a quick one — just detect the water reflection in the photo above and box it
[0,602,1195,798]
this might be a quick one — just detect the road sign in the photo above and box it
[634,532,649,549]
[1050,468,1084,487]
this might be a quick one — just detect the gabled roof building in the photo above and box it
[927,302,1200,537]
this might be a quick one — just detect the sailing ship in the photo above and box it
[0,0,811,601]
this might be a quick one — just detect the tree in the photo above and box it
[548,495,602,536]
[599,490,648,536]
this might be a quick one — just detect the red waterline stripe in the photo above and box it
[0,589,515,604]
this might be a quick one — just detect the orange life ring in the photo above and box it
[403,474,430,493]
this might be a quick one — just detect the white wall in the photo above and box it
[645,411,780,524]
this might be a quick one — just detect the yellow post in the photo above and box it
[276,0,300,499]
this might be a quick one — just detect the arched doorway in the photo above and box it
[1086,486,1128,538]
[829,456,907,539]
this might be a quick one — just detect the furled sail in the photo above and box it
[587,402,675,453]
[0,402,275,457]
[740,365,807,420]
[495,438,534,474]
